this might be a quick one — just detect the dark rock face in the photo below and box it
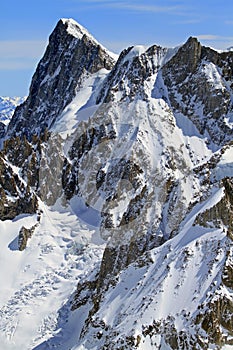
[99,158,144,230]
[120,185,147,226]
[193,237,233,348]
[193,177,233,345]
[38,133,64,205]
[1,23,233,349]
[201,294,233,347]
[0,122,5,138]
[71,278,98,311]
[70,37,233,347]
[195,177,233,234]
[97,44,166,103]
[0,18,116,220]
[165,37,202,84]
[162,37,233,146]
[62,123,116,200]
[3,134,42,192]
[4,135,38,169]
[18,224,38,251]
[7,19,115,139]
[0,153,38,220]
[3,131,65,207]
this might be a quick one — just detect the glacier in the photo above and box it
[0,18,232,350]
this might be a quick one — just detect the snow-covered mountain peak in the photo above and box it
[6,18,116,139]
[59,18,118,61]
[0,21,233,350]
[60,18,93,40]
[122,45,149,62]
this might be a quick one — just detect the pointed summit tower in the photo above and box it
[7,18,116,138]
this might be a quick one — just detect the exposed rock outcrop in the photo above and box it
[195,177,233,234]
[7,19,115,139]
[0,153,38,220]
[162,37,233,146]
[97,44,167,103]
[0,122,5,138]
[0,22,232,350]
[18,224,38,251]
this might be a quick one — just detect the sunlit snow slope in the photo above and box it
[0,18,232,350]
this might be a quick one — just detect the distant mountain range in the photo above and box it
[0,18,232,350]
[0,96,26,124]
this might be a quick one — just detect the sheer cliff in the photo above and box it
[0,19,232,350]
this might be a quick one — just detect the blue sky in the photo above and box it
[1,0,233,96]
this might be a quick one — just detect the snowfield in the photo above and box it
[0,187,228,349]
[0,200,105,349]
[0,18,232,350]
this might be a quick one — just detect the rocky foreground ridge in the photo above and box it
[0,18,232,349]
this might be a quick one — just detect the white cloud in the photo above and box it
[0,60,36,70]
[197,35,219,40]
[0,40,46,70]
[197,34,233,41]
[109,3,182,13]
[73,0,184,14]
[196,35,233,50]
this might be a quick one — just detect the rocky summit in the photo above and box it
[0,18,232,350]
